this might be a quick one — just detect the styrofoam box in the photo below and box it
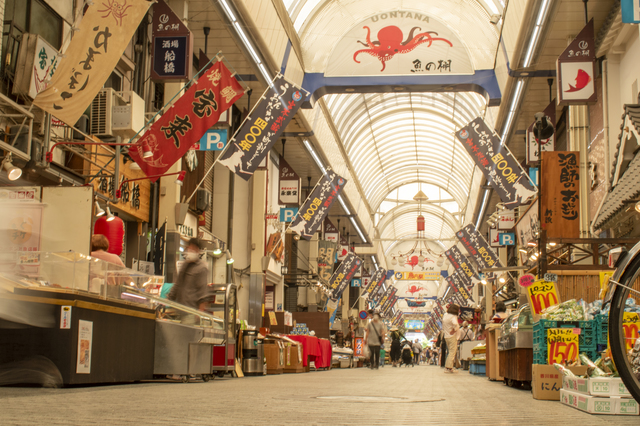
[560,389,639,416]
[563,376,633,398]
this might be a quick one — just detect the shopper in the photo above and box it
[443,303,460,373]
[492,301,509,323]
[437,330,447,367]
[457,321,474,368]
[389,327,402,367]
[412,339,422,365]
[168,238,209,313]
[90,234,125,267]
[364,311,387,370]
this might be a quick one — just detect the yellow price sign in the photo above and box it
[623,312,640,352]
[547,328,579,364]
[527,280,559,315]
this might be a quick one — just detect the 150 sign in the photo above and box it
[547,328,579,364]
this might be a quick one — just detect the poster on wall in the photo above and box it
[541,152,580,239]
[326,11,473,76]
[76,320,93,374]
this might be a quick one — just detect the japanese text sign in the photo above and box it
[527,280,559,316]
[219,74,309,179]
[329,253,362,301]
[380,288,398,314]
[557,20,597,105]
[279,155,301,205]
[363,268,387,298]
[376,285,395,311]
[623,312,640,352]
[456,117,537,209]
[541,151,580,239]
[547,328,579,364]
[151,0,192,80]
[317,240,337,284]
[289,171,347,240]
[323,217,339,242]
[33,0,151,126]
[456,224,502,270]
[129,61,244,179]
[445,245,480,287]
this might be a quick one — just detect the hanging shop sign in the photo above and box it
[394,271,441,281]
[515,198,539,264]
[456,118,537,209]
[448,271,475,304]
[498,209,516,230]
[363,268,387,299]
[219,74,309,180]
[266,232,284,260]
[622,0,640,23]
[383,295,398,317]
[361,268,371,289]
[445,245,480,286]
[323,218,339,242]
[526,100,556,165]
[278,155,301,206]
[547,328,580,365]
[289,171,347,240]
[12,34,59,99]
[380,288,398,314]
[456,224,502,270]
[541,152,580,239]
[444,279,466,307]
[33,0,151,126]
[557,20,597,105]
[151,0,193,80]
[329,252,362,301]
[489,228,500,247]
[376,285,395,311]
[326,12,473,76]
[279,207,298,223]
[498,233,516,246]
[317,240,337,284]
[195,129,228,151]
[129,61,244,179]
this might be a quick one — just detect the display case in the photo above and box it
[498,304,533,351]
[200,284,238,376]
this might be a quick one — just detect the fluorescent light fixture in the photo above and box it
[338,195,350,215]
[522,0,551,67]
[219,0,237,22]
[474,189,491,228]
[349,216,366,242]
[303,139,326,174]
[500,79,524,143]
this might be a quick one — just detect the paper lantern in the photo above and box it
[417,215,425,231]
[93,215,125,256]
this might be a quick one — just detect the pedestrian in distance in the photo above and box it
[364,310,387,370]
[443,303,461,374]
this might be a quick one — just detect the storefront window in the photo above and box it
[29,0,62,49]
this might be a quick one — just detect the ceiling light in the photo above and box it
[106,206,115,222]
[635,201,640,213]
[212,240,222,255]
[94,201,105,217]
[2,153,22,180]
[175,170,186,186]
[226,250,234,264]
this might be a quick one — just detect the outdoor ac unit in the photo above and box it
[112,91,145,138]
[90,88,115,137]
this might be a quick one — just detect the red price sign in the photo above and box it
[519,274,536,288]
[547,328,579,364]
[623,313,640,352]
[527,280,559,315]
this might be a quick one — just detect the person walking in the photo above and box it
[437,330,447,368]
[412,339,422,365]
[168,238,209,323]
[389,327,402,367]
[364,311,387,370]
[457,321,474,368]
[443,304,460,373]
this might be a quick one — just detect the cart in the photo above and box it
[200,284,238,378]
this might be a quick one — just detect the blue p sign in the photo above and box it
[279,207,298,223]
[198,129,228,150]
[499,232,515,246]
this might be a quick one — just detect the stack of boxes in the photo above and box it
[532,319,597,364]
[291,323,309,335]
[561,375,639,415]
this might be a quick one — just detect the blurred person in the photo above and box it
[412,339,422,365]
[90,235,124,267]
[443,304,460,373]
[457,321,474,367]
[492,301,509,323]
[436,330,447,368]
[364,310,387,370]
[389,327,402,367]
[168,238,208,313]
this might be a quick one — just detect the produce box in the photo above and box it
[562,376,633,398]
[560,389,639,416]
[531,364,588,400]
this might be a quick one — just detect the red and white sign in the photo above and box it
[557,20,596,105]
[278,156,301,205]
[324,218,339,243]
[498,209,516,230]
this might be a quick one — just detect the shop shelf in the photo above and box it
[595,314,609,346]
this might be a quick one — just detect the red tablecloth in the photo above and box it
[316,338,332,369]
[286,335,332,367]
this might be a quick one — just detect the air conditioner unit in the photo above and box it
[90,88,115,137]
[112,91,145,138]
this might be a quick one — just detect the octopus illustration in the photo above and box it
[353,25,453,72]
[406,284,424,296]
[98,0,132,26]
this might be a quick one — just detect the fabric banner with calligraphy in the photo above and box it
[445,245,480,288]
[541,151,580,238]
[329,252,362,301]
[456,224,502,270]
[129,61,244,179]
[363,268,387,299]
[289,171,347,240]
[219,74,309,179]
[456,117,537,209]
[33,0,151,126]
[380,287,398,314]
[376,285,394,311]
[317,240,337,285]
[383,295,398,317]
[447,272,475,305]
[371,280,387,304]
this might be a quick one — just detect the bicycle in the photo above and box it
[603,243,640,402]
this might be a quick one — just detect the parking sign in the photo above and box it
[279,207,298,223]
[499,232,516,246]
[195,129,228,150]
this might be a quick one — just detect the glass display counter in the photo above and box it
[497,304,534,388]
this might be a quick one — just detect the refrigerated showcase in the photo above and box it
[200,284,238,377]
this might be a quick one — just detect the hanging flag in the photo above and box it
[383,295,398,317]
[376,285,394,310]
[456,224,503,270]
[289,171,347,240]
[456,118,537,209]
[526,100,556,165]
[363,267,387,299]
[33,0,152,125]
[219,74,309,179]
[446,273,475,306]
[328,252,362,301]
[445,245,480,291]
[128,61,244,180]
[380,287,398,314]
[557,20,596,105]
[154,222,166,275]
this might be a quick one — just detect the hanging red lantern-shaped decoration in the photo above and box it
[417,215,425,231]
[93,215,125,256]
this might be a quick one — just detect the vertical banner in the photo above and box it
[456,118,537,209]
[278,156,301,205]
[329,253,362,301]
[526,100,556,164]
[317,240,337,284]
[151,0,193,80]
[219,74,309,179]
[289,171,347,240]
[33,0,151,125]
[557,20,597,105]
[541,151,580,239]
[380,288,398,314]
[444,245,480,290]
[448,272,475,305]
[154,222,167,276]
[129,61,244,178]
[376,285,395,311]
[456,224,503,270]
[363,268,387,299]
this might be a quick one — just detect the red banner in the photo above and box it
[129,61,243,180]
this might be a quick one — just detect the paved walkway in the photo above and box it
[0,364,637,425]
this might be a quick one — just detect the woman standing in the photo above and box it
[443,303,460,373]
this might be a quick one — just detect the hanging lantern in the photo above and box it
[417,215,425,231]
[93,215,125,256]
[398,255,405,266]
[391,257,398,266]
[418,253,425,266]
[436,257,444,268]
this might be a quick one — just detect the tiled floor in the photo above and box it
[0,364,637,425]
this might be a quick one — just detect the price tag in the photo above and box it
[623,312,640,351]
[547,328,579,364]
[519,274,536,288]
[527,280,559,315]
[544,273,558,283]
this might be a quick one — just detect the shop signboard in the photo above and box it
[278,156,301,206]
[351,278,362,287]
[449,271,474,304]
[444,277,467,307]
[363,267,387,299]
[489,228,500,247]
[317,240,337,284]
[354,337,364,357]
[499,233,515,246]
[288,171,347,240]
[151,0,193,80]
[323,218,339,242]
[129,61,243,179]
[515,198,539,264]
[12,34,59,99]
[557,20,597,105]
[394,271,441,281]
[361,269,371,289]
[527,280,560,318]
[328,252,362,301]
[498,209,516,230]
[376,285,395,311]
[541,151,580,239]
[33,0,151,126]
[380,287,398,314]
[622,0,640,23]
[547,328,579,365]
[455,117,537,210]
[444,245,480,286]
[526,100,556,165]
[219,74,309,180]
[456,224,502,270]
[195,129,227,151]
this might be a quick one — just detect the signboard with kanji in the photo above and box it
[151,0,193,80]
[541,151,580,239]
[278,155,301,205]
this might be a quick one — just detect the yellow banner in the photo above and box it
[394,271,441,281]
[33,0,151,126]
[547,328,579,364]
[623,312,640,352]
[527,280,559,315]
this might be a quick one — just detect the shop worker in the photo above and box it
[168,238,208,312]
[443,303,460,374]
[492,301,509,323]
[364,309,387,370]
[91,234,125,267]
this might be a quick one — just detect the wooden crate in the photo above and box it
[283,342,304,373]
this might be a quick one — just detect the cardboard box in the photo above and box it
[563,376,633,398]
[560,389,639,416]
[264,340,284,375]
[532,364,589,400]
